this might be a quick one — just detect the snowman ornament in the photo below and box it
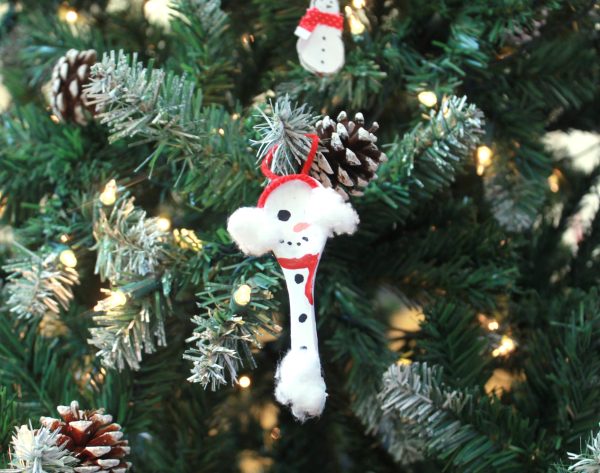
[295,0,345,76]
[228,135,359,421]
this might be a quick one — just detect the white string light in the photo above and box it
[99,179,118,206]
[59,249,78,268]
[156,217,171,232]
[238,375,252,388]
[476,145,493,175]
[233,284,252,306]
[418,91,438,108]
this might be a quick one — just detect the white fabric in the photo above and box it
[294,26,311,40]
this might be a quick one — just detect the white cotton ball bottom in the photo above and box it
[275,348,327,422]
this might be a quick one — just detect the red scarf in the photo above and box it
[297,8,343,33]
[277,253,320,305]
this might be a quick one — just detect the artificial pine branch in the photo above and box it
[7,424,78,473]
[3,249,79,320]
[184,248,283,389]
[365,362,469,463]
[365,362,535,470]
[484,165,546,232]
[89,280,167,371]
[184,313,255,390]
[397,96,484,194]
[93,195,172,283]
[564,425,600,472]
[0,388,18,467]
[169,0,236,104]
[85,50,205,176]
[358,96,485,233]
[90,192,175,371]
[252,95,318,175]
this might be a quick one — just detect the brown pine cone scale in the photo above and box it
[313,111,387,200]
[50,49,97,125]
[40,401,131,473]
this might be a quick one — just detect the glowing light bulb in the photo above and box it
[234,284,252,306]
[145,0,158,12]
[476,145,493,175]
[99,179,117,206]
[241,33,255,48]
[418,91,438,108]
[492,335,516,357]
[94,290,127,312]
[156,217,171,232]
[65,8,79,24]
[144,0,174,26]
[238,375,251,389]
[488,321,499,331]
[345,7,366,35]
[173,228,203,251]
[548,170,561,193]
[218,128,225,136]
[59,249,78,268]
[59,234,70,243]
[352,0,366,8]
[397,357,412,366]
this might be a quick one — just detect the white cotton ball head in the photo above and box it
[275,348,327,422]
[227,207,279,256]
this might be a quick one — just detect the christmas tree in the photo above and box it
[0,0,598,471]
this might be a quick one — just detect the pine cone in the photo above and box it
[503,8,549,47]
[312,111,387,199]
[50,49,97,125]
[40,401,131,473]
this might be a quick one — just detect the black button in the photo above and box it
[299,314,307,323]
[295,274,304,284]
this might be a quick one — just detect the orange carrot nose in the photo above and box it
[293,222,311,232]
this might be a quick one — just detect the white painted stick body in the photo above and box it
[274,264,327,421]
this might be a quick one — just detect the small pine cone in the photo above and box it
[313,111,387,200]
[50,49,97,125]
[40,400,131,473]
[503,8,549,47]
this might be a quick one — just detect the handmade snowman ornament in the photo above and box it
[228,135,359,421]
[295,0,345,76]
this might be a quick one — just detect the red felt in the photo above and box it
[297,8,344,33]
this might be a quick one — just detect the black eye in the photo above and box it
[277,210,291,221]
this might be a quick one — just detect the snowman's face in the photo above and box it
[311,0,339,13]
[263,180,328,259]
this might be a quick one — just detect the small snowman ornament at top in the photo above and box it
[228,135,359,421]
[295,0,345,76]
